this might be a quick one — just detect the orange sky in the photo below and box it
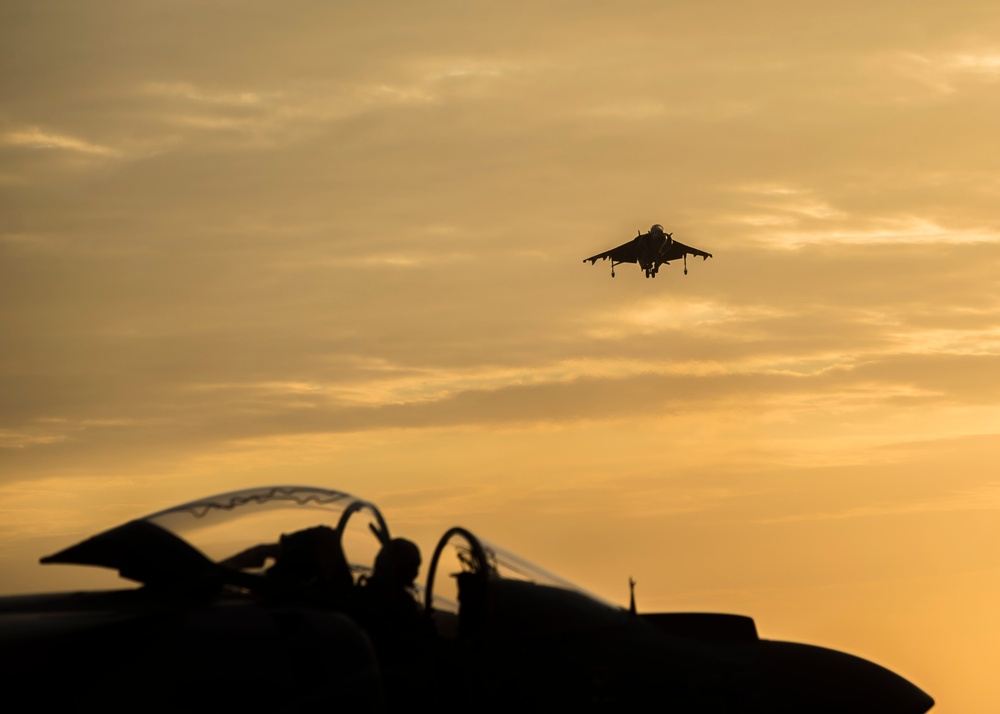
[3,1,999,710]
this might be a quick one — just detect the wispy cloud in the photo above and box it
[882,50,1000,97]
[768,217,1000,248]
[732,206,1000,248]
[727,185,1000,248]
[948,52,1000,75]
[143,82,272,106]
[3,127,120,156]
[133,63,522,149]
[891,326,1000,356]
[0,428,69,449]
[582,299,785,339]
[0,418,143,451]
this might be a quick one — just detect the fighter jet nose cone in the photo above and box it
[755,641,934,713]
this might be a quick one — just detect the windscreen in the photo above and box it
[427,526,614,616]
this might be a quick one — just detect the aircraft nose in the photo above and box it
[754,641,934,713]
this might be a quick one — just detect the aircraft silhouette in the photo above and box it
[0,486,933,713]
[584,223,713,278]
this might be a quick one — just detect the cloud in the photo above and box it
[582,298,786,339]
[126,61,527,152]
[886,50,1000,97]
[768,217,1000,249]
[725,184,1000,249]
[948,52,1000,75]
[3,128,121,157]
[143,82,271,107]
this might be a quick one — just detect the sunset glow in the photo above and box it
[3,2,999,710]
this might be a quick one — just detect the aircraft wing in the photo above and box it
[662,239,712,262]
[583,238,640,265]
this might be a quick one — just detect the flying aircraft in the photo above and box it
[584,223,713,278]
[0,485,933,713]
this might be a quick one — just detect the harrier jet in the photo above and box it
[584,224,713,278]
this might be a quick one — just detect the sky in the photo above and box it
[2,1,999,709]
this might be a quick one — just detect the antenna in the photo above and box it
[629,577,637,616]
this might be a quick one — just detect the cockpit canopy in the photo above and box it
[650,224,665,235]
[143,485,389,579]
[42,487,389,590]
[41,485,611,615]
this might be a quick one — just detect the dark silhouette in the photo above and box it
[353,538,430,711]
[354,537,424,632]
[365,539,421,595]
[221,525,353,608]
[2,484,933,714]
[584,223,713,278]
[268,525,354,606]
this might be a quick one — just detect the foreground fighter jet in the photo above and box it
[584,223,713,278]
[0,486,933,713]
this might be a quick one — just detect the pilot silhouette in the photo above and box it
[222,526,353,607]
[357,538,422,622]
[354,538,430,709]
